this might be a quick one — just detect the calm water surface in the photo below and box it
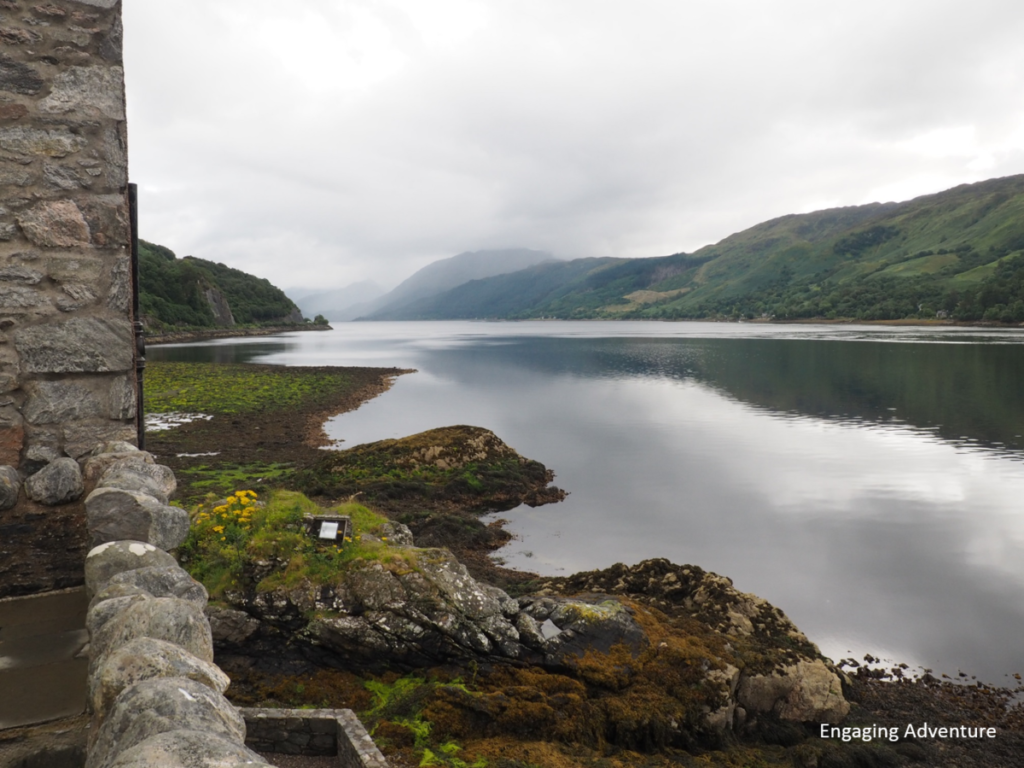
[151,321,1024,682]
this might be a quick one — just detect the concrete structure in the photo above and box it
[0,0,137,599]
[242,709,389,768]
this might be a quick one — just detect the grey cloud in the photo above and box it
[124,0,1024,290]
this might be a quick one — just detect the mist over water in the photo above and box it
[151,321,1024,683]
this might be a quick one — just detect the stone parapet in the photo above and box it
[79,449,386,767]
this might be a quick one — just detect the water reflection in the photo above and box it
[149,322,1024,681]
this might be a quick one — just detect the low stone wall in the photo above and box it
[77,443,385,768]
[241,709,388,768]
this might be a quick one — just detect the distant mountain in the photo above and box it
[362,175,1024,323]
[139,241,308,330]
[359,248,556,319]
[290,281,386,321]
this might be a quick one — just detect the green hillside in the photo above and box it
[139,240,308,330]
[370,174,1024,323]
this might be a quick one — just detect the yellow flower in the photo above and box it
[213,525,225,533]
[213,505,228,514]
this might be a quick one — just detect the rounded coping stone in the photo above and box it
[82,451,155,486]
[105,730,272,768]
[89,596,214,677]
[86,488,190,551]
[98,462,176,505]
[85,541,178,599]
[92,565,208,610]
[87,677,246,768]
[87,593,151,639]
[89,637,230,722]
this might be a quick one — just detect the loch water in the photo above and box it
[150,321,1024,684]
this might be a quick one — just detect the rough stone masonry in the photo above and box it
[0,0,136,598]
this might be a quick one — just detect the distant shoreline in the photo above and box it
[146,324,332,345]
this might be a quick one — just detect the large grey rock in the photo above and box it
[39,66,126,120]
[25,457,84,505]
[86,487,189,550]
[294,549,522,665]
[90,637,230,723]
[0,465,19,510]
[82,450,154,486]
[84,540,178,599]
[89,597,213,674]
[205,606,260,645]
[736,659,850,723]
[23,380,106,424]
[94,566,208,609]
[99,462,176,504]
[87,677,246,768]
[14,317,133,374]
[106,730,270,768]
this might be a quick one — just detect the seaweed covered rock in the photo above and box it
[533,559,851,726]
[218,553,848,742]
[292,425,566,514]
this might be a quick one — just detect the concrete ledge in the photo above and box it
[241,708,388,768]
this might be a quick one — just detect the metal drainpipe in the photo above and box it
[129,183,145,450]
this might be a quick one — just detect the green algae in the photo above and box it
[146,362,357,415]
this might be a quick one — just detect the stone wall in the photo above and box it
[81,443,387,767]
[0,0,136,598]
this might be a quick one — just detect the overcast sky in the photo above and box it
[123,0,1024,292]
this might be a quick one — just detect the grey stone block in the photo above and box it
[24,380,106,424]
[86,486,189,550]
[39,66,125,121]
[99,461,175,504]
[15,317,133,373]
[25,457,85,505]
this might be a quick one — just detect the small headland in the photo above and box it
[146,323,331,345]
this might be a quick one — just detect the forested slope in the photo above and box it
[139,240,307,330]
[368,175,1024,323]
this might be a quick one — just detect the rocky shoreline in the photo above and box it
[41,359,1024,767]
[145,324,332,346]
